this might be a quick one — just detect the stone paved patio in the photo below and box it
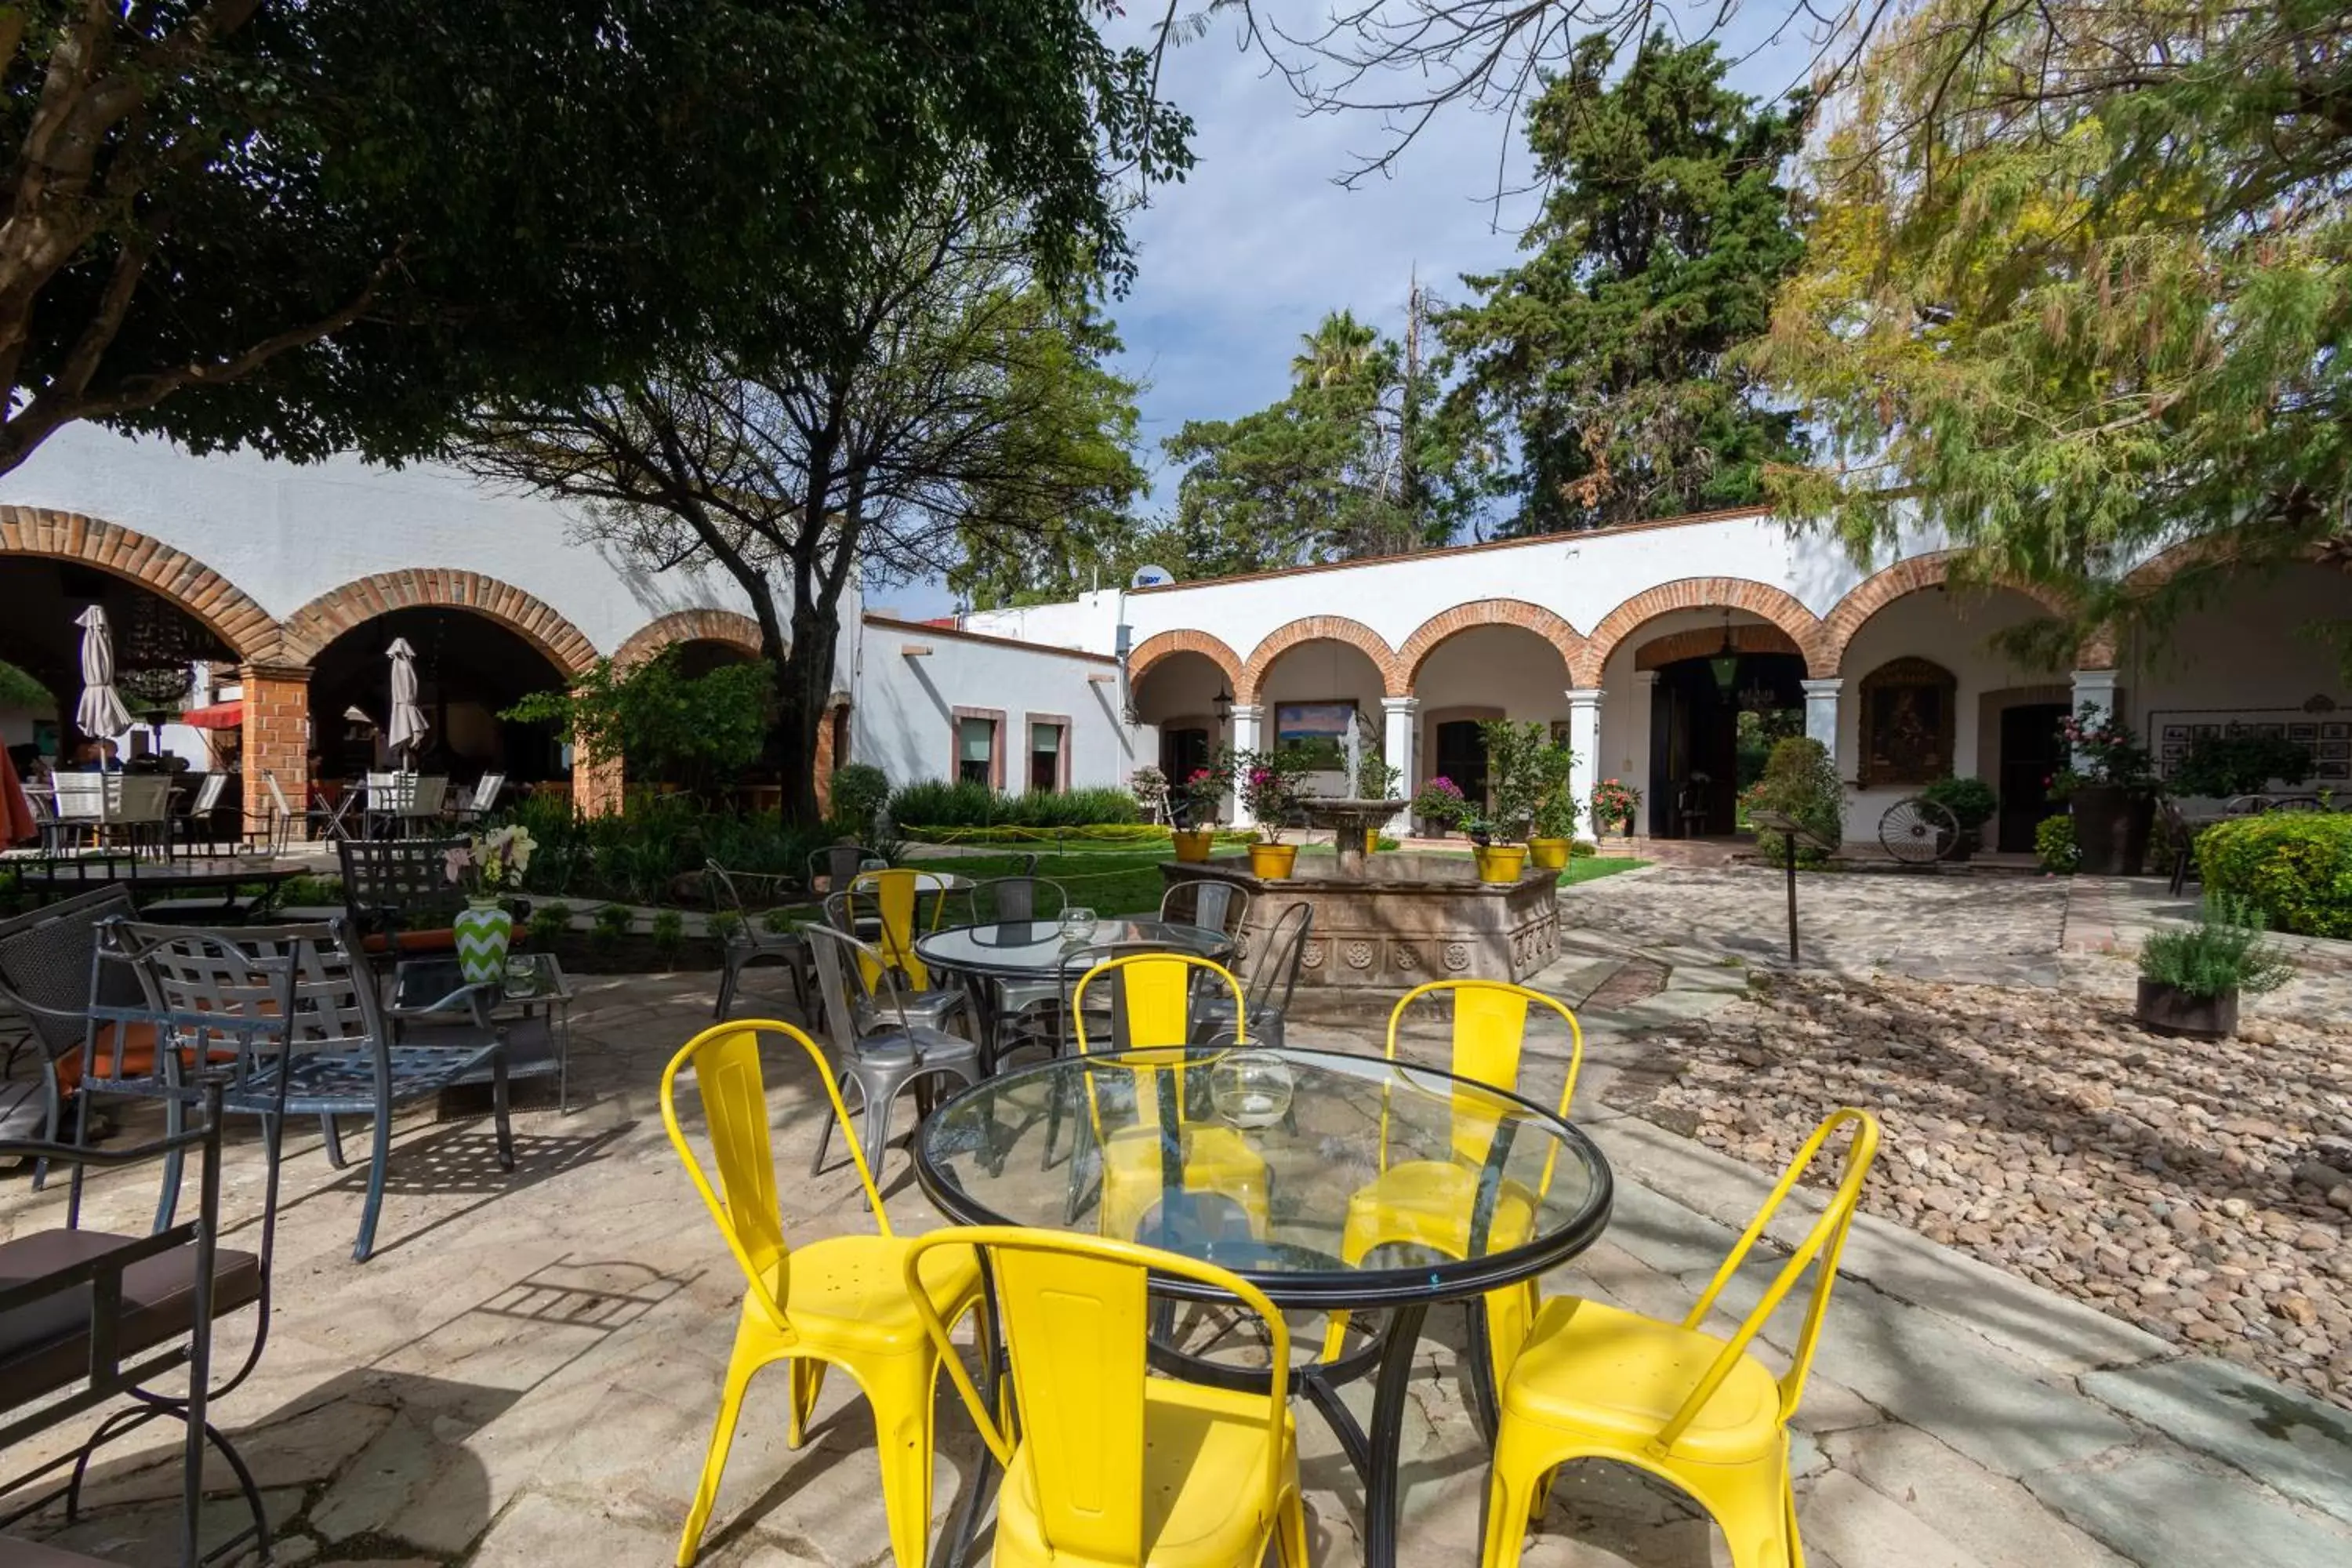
[4,867,2351,1566]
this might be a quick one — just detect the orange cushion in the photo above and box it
[360,927,457,955]
[52,1023,234,1094]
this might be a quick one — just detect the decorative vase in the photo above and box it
[1475,845,1528,884]
[1171,827,1216,863]
[2135,978,2237,1040]
[455,895,514,985]
[1528,837,1570,869]
[1247,843,1298,880]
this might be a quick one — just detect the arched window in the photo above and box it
[1857,657,1958,786]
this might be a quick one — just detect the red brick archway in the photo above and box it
[0,505,280,659]
[278,569,600,673]
[1396,599,1587,689]
[1632,622,1803,670]
[614,607,765,670]
[1239,615,1403,703]
[1577,578,1832,686]
[1127,628,1244,694]
[1823,552,2077,673]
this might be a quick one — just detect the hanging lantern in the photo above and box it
[1708,613,1740,693]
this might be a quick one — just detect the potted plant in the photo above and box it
[1526,735,1581,869]
[1411,775,1468,838]
[2135,894,2292,1040]
[1169,760,1228,862]
[1472,720,1547,883]
[445,824,536,982]
[1918,775,1998,862]
[2169,734,2315,800]
[1234,748,1313,879]
[2057,703,2161,874]
[1590,778,1641,838]
[1130,764,1171,823]
[1354,753,1403,851]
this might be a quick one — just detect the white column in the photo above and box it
[1564,688,1604,844]
[1380,695,1420,834]
[1802,677,1845,772]
[1629,671,1660,836]
[2070,669,2118,765]
[1228,704,1262,826]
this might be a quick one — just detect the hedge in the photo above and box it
[885,779,1142,829]
[2195,812,2352,938]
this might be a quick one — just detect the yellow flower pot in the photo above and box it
[1171,827,1216,863]
[1528,837,1570,870]
[1475,845,1528,884]
[1248,843,1299,880]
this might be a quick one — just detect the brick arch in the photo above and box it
[278,569,599,673]
[0,505,281,660]
[1238,615,1403,703]
[1633,622,1802,670]
[1577,578,1832,686]
[1127,628,1243,693]
[1824,552,2076,673]
[614,607,765,671]
[1396,599,1587,689]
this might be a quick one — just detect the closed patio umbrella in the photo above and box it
[74,604,132,740]
[386,637,428,767]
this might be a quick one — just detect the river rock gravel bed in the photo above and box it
[1606,970,2352,1407]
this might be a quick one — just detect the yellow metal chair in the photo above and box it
[1071,952,1271,1244]
[905,1226,1309,1568]
[848,867,946,993]
[1479,1109,1882,1568]
[1319,979,1586,1393]
[659,1019,991,1568]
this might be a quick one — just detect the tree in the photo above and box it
[0,1,1187,477]
[1439,32,1809,534]
[456,173,1145,823]
[1160,303,1474,572]
[505,650,772,804]
[1753,0,2352,648]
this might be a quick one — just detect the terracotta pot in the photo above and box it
[1171,827,1215,863]
[1247,843,1298,880]
[1475,845,1528,884]
[2135,978,2238,1040]
[1528,837,1570,869]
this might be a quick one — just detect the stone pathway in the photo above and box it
[3,879,2350,1567]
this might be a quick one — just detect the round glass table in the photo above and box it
[911,916,1232,981]
[916,1044,1612,1568]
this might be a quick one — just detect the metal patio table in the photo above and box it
[912,916,1236,1062]
[3,851,301,919]
[389,950,574,1111]
[915,1044,1613,1568]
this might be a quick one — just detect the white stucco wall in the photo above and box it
[0,424,761,655]
[850,617,1146,793]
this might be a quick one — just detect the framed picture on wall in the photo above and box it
[1273,700,1357,770]
[2318,756,2350,780]
[2288,722,2319,742]
[2323,722,2350,741]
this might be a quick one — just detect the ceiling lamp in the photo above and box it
[1214,686,1235,723]
[1708,613,1740,693]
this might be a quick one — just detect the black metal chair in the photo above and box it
[1,1076,277,1566]
[0,887,147,1179]
[1192,901,1314,1051]
[79,919,514,1263]
[706,858,811,1021]
[806,840,883,895]
[801,926,981,1192]
[337,836,477,955]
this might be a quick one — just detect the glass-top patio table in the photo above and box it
[916,1044,1613,1568]
[910,915,1231,980]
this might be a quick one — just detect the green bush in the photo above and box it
[495,791,831,905]
[887,779,1141,829]
[829,762,891,836]
[1918,775,1998,832]
[2196,812,2352,937]
[650,909,685,961]
[592,903,635,943]
[527,902,572,946]
[902,822,1171,847]
[2035,815,2080,874]
[1742,738,1844,866]
[2169,735,2314,799]
[708,909,744,942]
[2138,895,2294,999]
[276,873,346,909]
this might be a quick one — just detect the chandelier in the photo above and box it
[118,662,193,711]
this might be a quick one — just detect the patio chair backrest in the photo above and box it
[470,771,506,815]
[263,770,296,821]
[1246,901,1314,1017]
[98,919,384,1097]
[0,887,144,1063]
[337,837,470,932]
[801,924,906,1051]
[408,776,448,816]
[49,774,103,822]
[188,772,229,815]
[971,875,1066,924]
[1161,878,1250,938]
[807,841,879,891]
[108,775,171,824]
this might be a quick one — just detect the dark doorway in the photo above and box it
[1434,720,1490,807]
[1647,654,1807,837]
[1998,703,2071,852]
[1160,726,1210,790]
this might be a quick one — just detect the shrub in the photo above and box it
[887,779,1142,829]
[2196,812,2352,938]
[592,903,635,943]
[1743,738,1843,865]
[1918,775,1998,832]
[2138,895,2294,998]
[503,648,771,799]
[527,902,572,946]
[495,790,831,905]
[1411,775,1468,829]
[2035,816,2080,874]
[828,762,891,836]
[650,909,685,962]
[708,909,744,942]
[276,873,346,909]
[2169,735,2315,798]
[1373,833,1400,851]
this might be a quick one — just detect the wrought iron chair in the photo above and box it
[706,858,811,1021]
[0,887,148,1185]
[1191,901,1313,1051]
[80,919,514,1262]
[801,926,980,1190]
[337,836,476,956]
[0,1078,277,1566]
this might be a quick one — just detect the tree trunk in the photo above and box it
[771,604,840,826]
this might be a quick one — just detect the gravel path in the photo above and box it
[1606,970,2352,1407]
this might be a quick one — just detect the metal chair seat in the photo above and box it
[804,926,982,1193]
[855,985,967,1037]
[230,1040,503,1116]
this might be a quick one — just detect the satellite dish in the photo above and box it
[1131,564,1174,588]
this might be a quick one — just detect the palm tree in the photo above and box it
[1290,310,1381,390]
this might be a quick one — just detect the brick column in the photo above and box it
[574,744,626,818]
[240,662,311,846]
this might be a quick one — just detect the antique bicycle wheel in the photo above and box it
[1878,797,1958,865]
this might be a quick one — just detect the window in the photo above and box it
[1857,657,1958,786]
[1028,720,1066,793]
[956,715,997,786]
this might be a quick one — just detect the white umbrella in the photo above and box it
[74,605,132,739]
[385,637,429,767]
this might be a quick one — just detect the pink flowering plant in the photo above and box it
[2054,702,2158,794]
[1227,746,1316,844]
[445,825,536,899]
[1173,757,1231,829]
[1411,775,1469,832]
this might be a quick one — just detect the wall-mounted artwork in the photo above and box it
[2154,707,2349,782]
[1274,700,1358,770]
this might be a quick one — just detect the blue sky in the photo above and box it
[882,4,1818,616]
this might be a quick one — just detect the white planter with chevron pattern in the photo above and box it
[455,897,514,984]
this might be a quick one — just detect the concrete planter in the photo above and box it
[2135,978,2238,1040]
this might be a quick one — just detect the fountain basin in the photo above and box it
[1161,851,1563,989]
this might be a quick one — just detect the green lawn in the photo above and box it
[904,842,1650,916]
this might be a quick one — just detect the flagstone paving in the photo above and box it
[5,867,2351,1566]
